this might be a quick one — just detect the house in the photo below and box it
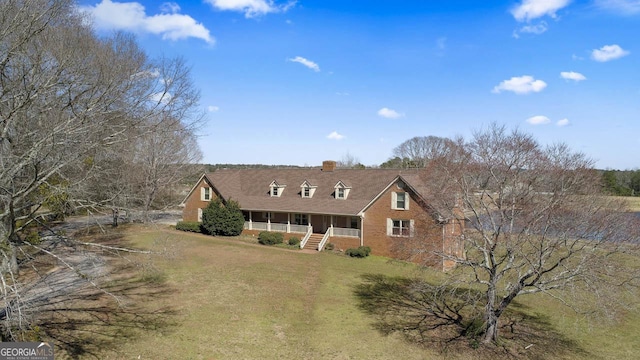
[181,161,464,271]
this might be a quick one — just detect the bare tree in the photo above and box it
[0,0,202,340]
[418,124,640,344]
[337,152,365,169]
[392,135,453,168]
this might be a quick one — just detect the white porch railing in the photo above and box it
[299,226,313,249]
[244,221,269,231]
[270,223,287,232]
[332,227,360,238]
[317,229,331,251]
[289,224,309,233]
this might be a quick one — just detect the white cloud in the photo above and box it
[377,108,404,119]
[327,131,345,140]
[287,56,320,72]
[208,105,220,112]
[516,21,548,36]
[492,75,547,94]
[595,0,640,15]
[591,44,630,62]
[526,115,551,125]
[560,71,587,81]
[204,0,296,18]
[160,2,181,14]
[82,0,214,44]
[557,118,570,126]
[572,54,584,60]
[511,0,571,21]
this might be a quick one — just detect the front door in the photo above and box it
[310,214,326,233]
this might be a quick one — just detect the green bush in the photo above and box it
[346,246,371,258]
[175,221,202,233]
[201,199,245,236]
[258,231,284,245]
[288,236,300,246]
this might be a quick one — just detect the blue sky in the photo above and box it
[79,0,639,169]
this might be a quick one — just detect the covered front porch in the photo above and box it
[242,211,362,250]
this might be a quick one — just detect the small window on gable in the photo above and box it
[300,181,317,198]
[392,192,409,210]
[201,187,211,201]
[270,180,285,197]
[334,181,351,200]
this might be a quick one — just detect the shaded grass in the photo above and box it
[72,226,640,359]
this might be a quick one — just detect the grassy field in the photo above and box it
[620,196,640,212]
[57,225,640,359]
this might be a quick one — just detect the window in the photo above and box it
[294,213,308,225]
[392,192,409,210]
[270,181,285,197]
[303,187,310,198]
[387,218,414,237]
[201,187,211,201]
[333,181,351,199]
[392,220,410,236]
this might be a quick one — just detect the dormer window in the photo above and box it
[334,181,351,200]
[269,180,285,197]
[300,180,317,198]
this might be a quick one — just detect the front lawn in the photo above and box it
[54,225,639,359]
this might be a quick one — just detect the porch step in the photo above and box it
[303,234,325,251]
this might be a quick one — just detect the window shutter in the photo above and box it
[386,218,392,235]
[391,192,397,209]
[200,187,204,201]
[198,208,203,222]
[410,220,415,237]
[404,193,409,210]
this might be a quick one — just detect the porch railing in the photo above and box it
[300,226,313,249]
[290,224,309,233]
[317,228,331,251]
[332,227,360,238]
[270,223,287,232]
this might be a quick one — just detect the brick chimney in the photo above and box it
[322,160,336,172]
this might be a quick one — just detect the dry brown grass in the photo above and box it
[40,225,640,359]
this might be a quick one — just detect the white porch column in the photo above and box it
[249,212,253,230]
[267,213,271,232]
[359,214,365,246]
[330,215,334,236]
[287,213,291,233]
